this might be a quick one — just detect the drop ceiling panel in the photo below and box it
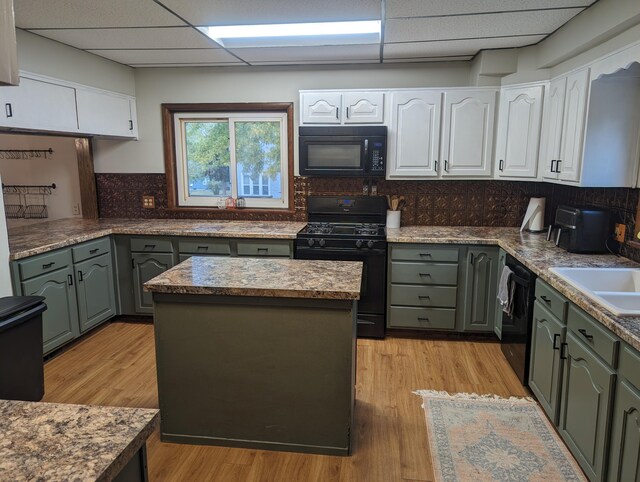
[14,0,185,29]
[385,9,583,43]
[230,44,380,63]
[87,49,243,66]
[157,0,381,26]
[386,0,595,18]
[384,35,546,59]
[29,27,217,50]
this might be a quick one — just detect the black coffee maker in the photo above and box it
[547,205,612,254]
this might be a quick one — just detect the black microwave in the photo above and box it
[299,126,386,177]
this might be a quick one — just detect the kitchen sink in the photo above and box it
[549,267,640,316]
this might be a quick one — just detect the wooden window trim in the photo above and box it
[162,102,295,214]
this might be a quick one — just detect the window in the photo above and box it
[163,103,293,211]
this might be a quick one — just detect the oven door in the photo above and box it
[295,246,386,338]
[299,136,365,177]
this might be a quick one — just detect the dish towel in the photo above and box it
[497,266,515,316]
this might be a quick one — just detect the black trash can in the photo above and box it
[0,296,47,401]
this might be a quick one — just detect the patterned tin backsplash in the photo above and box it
[95,173,639,259]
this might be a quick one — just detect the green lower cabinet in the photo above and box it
[132,253,174,314]
[493,249,506,339]
[21,267,80,355]
[559,331,616,481]
[75,254,116,333]
[607,379,640,482]
[528,301,565,424]
[462,247,498,332]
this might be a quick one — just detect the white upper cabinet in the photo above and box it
[558,69,589,182]
[300,91,384,125]
[0,0,18,86]
[495,84,544,179]
[76,88,137,138]
[387,90,441,178]
[441,90,496,178]
[540,77,567,181]
[1,76,79,132]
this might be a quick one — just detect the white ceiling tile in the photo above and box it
[384,35,546,59]
[231,44,380,64]
[386,0,595,18]
[384,56,473,63]
[158,0,381,26]
[28,27,217,50]
[385,9,583,43]
[14,0,185,28]
[86,49,243,66]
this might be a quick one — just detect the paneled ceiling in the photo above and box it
[14,0,598,68]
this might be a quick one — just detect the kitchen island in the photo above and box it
[144,256,362,456]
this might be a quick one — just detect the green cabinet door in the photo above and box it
[494,248,506,339]
[608,379,640,482]
[528,301,565,424]
[75,253,116,333]
[132,252,174,314]
[559,331,616,481]
[21,267,80,355]
[462,247,498,332]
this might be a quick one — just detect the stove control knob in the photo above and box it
[356,239,363,248]
[307,238,315,247]
[318,239,326,247]
[367,240,374,249]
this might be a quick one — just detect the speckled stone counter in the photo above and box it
[8,218,306,260]
[144,256,363,299]
[387,226,640,351]
[0,400,159,482]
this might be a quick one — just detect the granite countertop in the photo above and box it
[8,218,307,260]
[0,400,159,482]
[387,226,640,351]
[144,256,363,300]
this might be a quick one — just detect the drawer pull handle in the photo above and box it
[553,333,560,350]
[418,295,431,300]
[68,274,73,286]
[419,273,431,277]
[78,271,83,282]
[419,253,432,257]
[417,317,430,322]
[197,246,209,251]
[578,328,594,341]
[89,248,99,254]
[257,248,269,253]
[540,295,551,304]
[42,262,55,269]
[144,244,156,249]
[560,342,568,360]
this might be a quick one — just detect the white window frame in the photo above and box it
[174,111,288,209]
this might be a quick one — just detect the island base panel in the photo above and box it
[152,296,356,456]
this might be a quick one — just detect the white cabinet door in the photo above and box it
[558,69,589,182]
[300,92,341,124]
[441,90,496,177]
[540,77,567,181]
[387,90,441,178]
[76,88,136,138]
[0,0,18,86]
[0,77,78,132]
[495,85,544,179]
[343,92,384,124]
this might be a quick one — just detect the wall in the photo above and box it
[0,133,82,227]
[0,172,12,296]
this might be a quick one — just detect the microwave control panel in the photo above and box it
[370,140,385,172]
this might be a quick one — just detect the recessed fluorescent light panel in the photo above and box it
[199,21,381,48]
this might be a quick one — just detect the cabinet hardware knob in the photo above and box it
[469,253,474,265]
[556,159,562,173]
[550,160,556,173]
[553,333,560,350]
[5,103,12,118]
[129,120,134,130]
[418,273,431,277]
[434,160,438,172]
[78,271,83,282]
[336,107,339,119]
[444,159,449,172]
[89,248,99,254]
[560,342,568,360]
[42,262,55,269]
[419,253,432,257]
[417,317,430,322]
[418,295,431,300]
[499,159,504,171]
[540,295,551,304]
[197,246,208,250]
[68,274,73,286]
[144,244,156,249]
[578,328,593,341]
[346,107,349,118]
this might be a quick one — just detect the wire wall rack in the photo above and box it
[0,148,54,159]
[2,183,56,219]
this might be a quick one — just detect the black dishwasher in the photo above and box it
[500,255,537,385]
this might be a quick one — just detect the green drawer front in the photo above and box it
[72,236,111,263]
[18,249,72,281]
[388,306,456,330]
[567,304,619,367]
[390,262,458,285]
[178,238,231,255]
[390,245,459,262]
[237,240,291,257]
[617,345,640,389]
[389,284,457,308]
[130,237,173,253]
[535,278,568,322]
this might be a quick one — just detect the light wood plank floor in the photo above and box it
[43,321,528,482]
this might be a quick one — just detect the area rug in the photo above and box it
[414,390,587,482]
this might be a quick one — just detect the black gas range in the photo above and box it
[295,196,387,339]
